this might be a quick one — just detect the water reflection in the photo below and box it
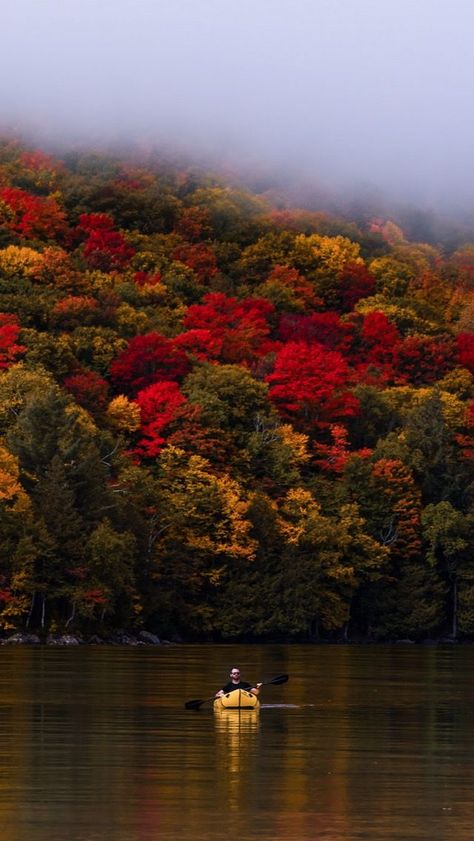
[0,644,474,841]
[214,707,260,813]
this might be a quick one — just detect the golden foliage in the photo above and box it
[0,245,43,278]
[106,395,141,433]
[295,233,363,275]
[0,442,22,502]
[278,424,310,463]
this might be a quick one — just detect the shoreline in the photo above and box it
[0,632,466,647]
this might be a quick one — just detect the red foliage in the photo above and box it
[83,588,108,605]
[51,295,99,328]
[266,208,332,233]
[184,292,275,364]
[267,341,359,433]
[278,311,353,353]
[77,213,115,233]
[0,313,26,369]
[314,424,372,472]
[350,311,401,383]
[109,332,191,396]
[361,312,400,360]
[396,335,457,385]
[174,207,212,241]
[172,328,224,362]
[338,263,376,311]
[171,242,218,281]
[133,271,162,287]
[457,332,474,374]
[19,150,63,174]
[371,458,422,560]
[0,187,67,240]
[266,264,321,309]
[134,380,187,458]
[76,213,135,270]
[455,400,474,461]
[63,370,109,414]
[166,403,237,466]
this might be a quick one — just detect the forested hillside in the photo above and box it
[0,137,473,642]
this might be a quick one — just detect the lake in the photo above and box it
[0,643,472,841]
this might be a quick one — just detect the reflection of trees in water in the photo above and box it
[214,708,260,813]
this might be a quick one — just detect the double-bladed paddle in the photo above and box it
[184,673,289,710]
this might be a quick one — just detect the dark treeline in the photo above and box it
[0,137,474,642]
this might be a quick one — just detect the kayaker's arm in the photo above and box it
[251,682,263,694]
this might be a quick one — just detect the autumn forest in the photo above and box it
[0,137,474,643]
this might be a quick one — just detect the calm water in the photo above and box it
[0,643,473,841]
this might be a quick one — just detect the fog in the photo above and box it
[3,0,474,214]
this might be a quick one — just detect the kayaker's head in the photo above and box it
[230,668,241,684]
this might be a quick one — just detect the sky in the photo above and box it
[2,0,474,211]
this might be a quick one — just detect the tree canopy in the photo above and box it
[0,136,474,641]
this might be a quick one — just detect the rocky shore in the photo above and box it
[0,630,166,646]
[0,633,463,646]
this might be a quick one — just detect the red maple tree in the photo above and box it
[267,340,359,433]
[109,333,191,396]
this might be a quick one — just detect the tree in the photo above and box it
[133,380,187,459]
[75,213,135,270]
[338,263,376,311]
[0,187,67,241]
[146,446,256,635]
[248,489,388,639]
[109,332,190,396]
[457,332,474,375]
[105,395,141,434]
[4,385,117,629]
[267,341,359,435]
[63,370,110,416]
[255,264,321,312]
[171,242,218,282]
[183,363,270,441]
[396,335,457,385]
[314,424,372,473]
[292,233,364,277]
[69,519,137,628]
[183,292,275,365]
[0,314,26,369]
[278,311,353,353]
[50,295,100,330]
[352,311,400,382]
[421,501,471,639]
[403,392,470,506]
[368,255,415,297]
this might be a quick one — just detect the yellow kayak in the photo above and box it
[214,688,260,710]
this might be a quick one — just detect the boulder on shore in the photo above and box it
[138,630,161,645]
[46,634,82,646]
[3,632,41,645]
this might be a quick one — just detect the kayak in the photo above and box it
[214,688,260,710]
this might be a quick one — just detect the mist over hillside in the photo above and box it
[3,0,474,241]
[3,120,468,256]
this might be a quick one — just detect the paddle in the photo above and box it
[184,673,289,710]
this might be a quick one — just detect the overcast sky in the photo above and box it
[2,0,474,209]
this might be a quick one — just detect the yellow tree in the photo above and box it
[0,440,38,630]
[252,488,389,639]
[148,446,256,635]
[290,233,364,304]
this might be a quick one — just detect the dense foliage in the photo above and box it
[0,137,474,641]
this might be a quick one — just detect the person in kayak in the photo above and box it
[215,667,262,697]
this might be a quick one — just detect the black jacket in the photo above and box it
[221,680,252,693]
